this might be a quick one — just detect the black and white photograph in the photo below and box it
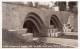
[2,0,78,48]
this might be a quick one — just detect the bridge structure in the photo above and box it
[2,2,72,37]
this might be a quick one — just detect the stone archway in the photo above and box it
[23,12,45,37]
[23,20,39,37]
[48,15,63,37]
[50,15,63,31]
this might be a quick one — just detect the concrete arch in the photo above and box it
[23,19,40,36]
[50,15,63,31]
[23,12,46,36]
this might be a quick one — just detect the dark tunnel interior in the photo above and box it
[23,20,39,37]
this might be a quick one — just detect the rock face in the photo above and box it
[2,2,77,37]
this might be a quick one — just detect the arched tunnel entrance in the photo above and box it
[50,18,58,28]
[48,15,63,37]
[50,15,63,32]
[23,20,39,37]
[23,12,45,37]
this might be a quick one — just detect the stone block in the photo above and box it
[16,29,27,34]
[21,33,33,42]
[8,28,27,34]
[8,29,28,39]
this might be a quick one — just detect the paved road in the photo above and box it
[40,37,78,47]
[2,29,78,48]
